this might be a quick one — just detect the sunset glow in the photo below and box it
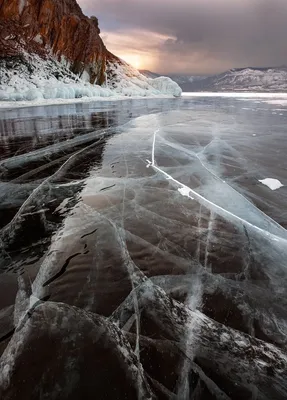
[79,0,287,75]
[119,54,142,70]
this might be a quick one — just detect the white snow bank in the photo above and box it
[0,53,181,104]
[259,178,284,191]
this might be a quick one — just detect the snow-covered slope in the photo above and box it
[140,70,206,91]
[0,54,181,103]
[107,61,182,98]
[139,70,160,79]
[187,67,287,92]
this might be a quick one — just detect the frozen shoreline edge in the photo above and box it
[0,94,179,110]
[2,91,287,110]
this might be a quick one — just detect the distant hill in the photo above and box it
[141,67,287,92]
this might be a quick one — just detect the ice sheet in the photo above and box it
[1,96,287,399]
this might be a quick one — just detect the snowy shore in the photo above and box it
[0,54,181,107]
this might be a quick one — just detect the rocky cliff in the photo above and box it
[0,0,108,85]
[0,0,181,101]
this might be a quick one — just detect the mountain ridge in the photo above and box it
[141,67,287,92]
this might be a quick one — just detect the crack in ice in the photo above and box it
[148,128,287,244]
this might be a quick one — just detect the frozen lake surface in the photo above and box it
[0,95,287,399]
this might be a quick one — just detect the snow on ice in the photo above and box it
[259,178,284,191]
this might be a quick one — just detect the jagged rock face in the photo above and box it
[0,0,108,84]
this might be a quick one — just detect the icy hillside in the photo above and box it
[107,60,182,97]
[139,70,160,79]
[187,67,287,92]
[0,54,181,103]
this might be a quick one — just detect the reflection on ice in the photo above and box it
[1,96,287,399]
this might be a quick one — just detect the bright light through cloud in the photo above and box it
[101,30,170,73]
[119,54,142,69]
[78,0,287,74]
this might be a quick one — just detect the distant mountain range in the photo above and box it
[140,70,206,89]
[140,67,287,92]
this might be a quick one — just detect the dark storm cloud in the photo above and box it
[79,0,287,74]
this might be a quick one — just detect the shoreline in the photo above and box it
[2,91,287,110]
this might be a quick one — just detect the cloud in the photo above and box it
[78,0,287,74]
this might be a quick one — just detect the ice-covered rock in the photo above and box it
[0,54,114,102]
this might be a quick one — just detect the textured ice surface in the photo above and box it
[0,95,287,399]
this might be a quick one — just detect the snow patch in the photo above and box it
[259,178,284,191]
[33,34,43,44]
[80,70,90,82]
[178,186,194,199]
[54,198,71,215]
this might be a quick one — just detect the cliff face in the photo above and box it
[0,0,182,100]
[0,0,109,84]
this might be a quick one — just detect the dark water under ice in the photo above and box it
[0,95,287,399]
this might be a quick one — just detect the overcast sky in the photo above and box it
[78,0,287,75]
